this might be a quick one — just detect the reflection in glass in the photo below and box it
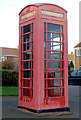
[23,24,31,33]
[23,88,31,97]
[48,89,61,97]
[44,61,46,68]
[47,23,60,32]
[61,25,63,33]
[44,42,46,49]
[47,33,60,42]
[23,79,31,87]
[47,70,60,78]
[61,52,63,59]
[47,51,60,59]
[23,61,31,69]
[62,61,63,69]
[44,51,46,59]
[23,34,31,42]
[47,61,60,69]
[23,43,31,51]
[62,70,64,78]
[23,70,31,78]
[23,52,31,60]
[62,88,64,96]
[48,79,60,87]
[61,34,63,42]
[61,43,63,51]
[47,42,60,51]
[44,32,46,40]
[44,22,46,31]
[44,70,46,78]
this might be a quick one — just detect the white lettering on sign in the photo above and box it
[42,10,64,18]
[21,10,35,20]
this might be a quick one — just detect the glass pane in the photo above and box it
[54,89,61,95]
[47,33,60,42]
[47,61,60,69]
[61,43,63,51]
[61,52,63,59]
[44,22,46,31]
[23,43,31,51]
[47,42,60,51]
[44,51,46,59]
[61,34,63,42]
[62,88,64,96]
[23,24,31,33]
[48,89,61,97]
[23,34,31,42]
[45,80,46,88]
[48,79,60,87]
[23,70,31,78]
[61,25,63,33]
[44,70,46,78]
[47,70,60,78]
[44,42,46,49]
[47,23,60,32]
[44,32,46,40]
[23,79,31,87]
[47,51,60,59]
[23,61,31,69]
[62,79,64,87]
[23,88,31,97]
[44,61,46,68]
[62,70,64,78]
[62,61,63,69]
[80,50,81,55]
[23,52,31,60]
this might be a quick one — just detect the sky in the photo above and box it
[0,0,80,54]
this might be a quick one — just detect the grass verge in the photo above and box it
[0,86,18,96]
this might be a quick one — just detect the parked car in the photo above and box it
[68,69,81,85]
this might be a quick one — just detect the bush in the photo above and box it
[2,69,18,86]
[2,61,13,69]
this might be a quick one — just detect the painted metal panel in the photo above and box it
[19,3,68,111]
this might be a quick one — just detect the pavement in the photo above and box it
[1,85,81,119]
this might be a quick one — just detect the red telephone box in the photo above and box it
[18,3,69,113]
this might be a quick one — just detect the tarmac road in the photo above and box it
[1,85,81,119]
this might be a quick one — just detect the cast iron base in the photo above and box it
[17,106,70,113]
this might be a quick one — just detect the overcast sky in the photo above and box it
[0,0,80,54]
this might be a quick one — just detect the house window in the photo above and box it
[77,50,81,56]
[0,56,5,61]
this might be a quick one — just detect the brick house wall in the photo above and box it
[7,56,19,70]
[75,49,81,70]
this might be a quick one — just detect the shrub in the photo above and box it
[2,69,18,86]
[2,61,13,69]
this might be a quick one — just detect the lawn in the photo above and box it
[0,86,18,96]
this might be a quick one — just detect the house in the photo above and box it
[74,42,81,70]
[0,47,19,70]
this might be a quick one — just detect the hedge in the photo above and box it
[2,69,18,86]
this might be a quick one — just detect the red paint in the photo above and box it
[18,3,68,111]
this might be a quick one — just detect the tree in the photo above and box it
[70,61,74,68]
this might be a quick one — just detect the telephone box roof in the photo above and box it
[19,3,67,15]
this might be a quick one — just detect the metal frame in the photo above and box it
[44,22,64,98]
